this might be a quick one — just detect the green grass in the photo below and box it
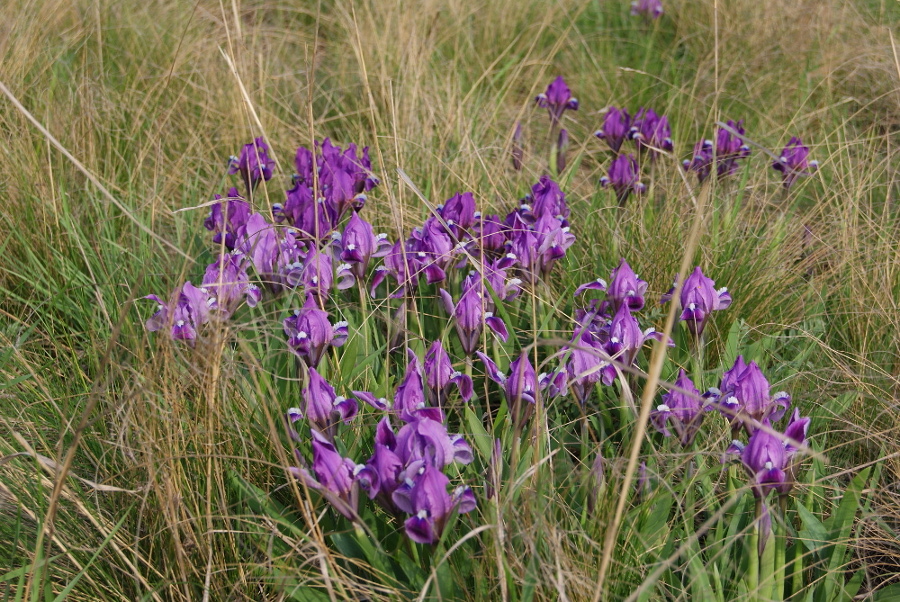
[1,0,899,599]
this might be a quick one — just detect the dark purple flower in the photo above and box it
[528,175,570,221]
[144,281,214,342]
[229,137,275,193]
[200,252,261,319]
[473,214,509,256]
[292,430,360,520]
[283,295,349,368]
[661,266,732,337]
[606,258,648,312]
[393,462,476,544]
[650,369,709,446]
[714,356,790,429]
[683,120,751,183]
[600,154,646,206]
[335,211,391,280]
[438,192,478,236]
[772,137,818,189]
[564,328,608,405]
[630,109,673,158]
[630,0,663,19]
[595,107,631,153]
[535,76,579,126]
[282,181,333,241]
[204,188,251,250]
[371,240,428,298]
[289,368,358,437]
[424,340,473,406]
[598,303,661,385]
[440,283,509,355]
[356,423,404,509]
[395,418,473,469]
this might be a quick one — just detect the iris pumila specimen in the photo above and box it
[630,0,663,19]
[710,355,791,433]
[600,154,645,206]
[683,120,751,183]
[772,136,819,189]
[229,136,275,194]
[535,76,579,128]
[476,351,564,426]
[661,266,732,337]
[287,367,358,440]
[650,369,709,446]
[629,108,673,159]
[283,294,349,368]
[595,107,631,153]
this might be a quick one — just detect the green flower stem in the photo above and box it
[747,498,761,601]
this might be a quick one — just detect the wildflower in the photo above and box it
[288,368,359,438]
[392,462,476,544]
[600,154,646,206]
[630,108,673,158]
[291,430,360,520]
[630,0,663,19]
[529,175,570,222]
[661,266,732,337]
[564,328,608,405]
[438,192,478,236]
[283,295,349,368]
[597,303,661,385]
[204,188,251,250]
[535,76,579,127]
[144,281,214,342]
[594,107,631,153]
[424,340,474,406]
[229,137,275,193]
[683,120,751,183]
[714,356,790,428]
[200,252,261,319]
[439,282,509,355]
[335,211,391,280]
[650,369,709,446]
[395,418,474,469]
[356,418,405,510]
[772,137,819,189]
[605,258,648,312]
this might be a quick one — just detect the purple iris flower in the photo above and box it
[334,211,391,280]
[288,367,358,439]
[144,281,215,342]
[417,217,457,285]
[291,430,360,520]
[630,0,663,19]
[439,282,509,355]
[392,352,444,423]
[535,76,579,127]
[200,252,261,319]
[606,258,648,312]
[772,137,819,189]
[661,266,732,337]
[318,138,372,222]
[597,303,662,385]
[424,340,473,406]
[683,120,751,183]
[534,213,575,277]
[299,249,340,298]
[650,369,710,446]
[229,137,275,193]
[629,109,673,158]
[528,175,570,222]
[204,188,251,250]
[714,356,790,429]
[512,122,524,171]
[465,257,522,304]
[370,240,429,298]
[595,107,631,153]
[395,417,474,469]
[473,214,509,256]
[283,295,349,368]
[477,350,566,425]
[600,154,646,206]
[392,462,476,544]
[438,192,478,236]
[564,327,608,406]
[281,181,333,241]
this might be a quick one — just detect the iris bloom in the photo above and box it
[683,120,751,183]
[424,340,473,406]
[661,266,732,337]
[283,295,349,368]
[200,252,261,319]
[392,462,476,544]
[535,76,579,127]
[440,282,509,355]
[600,154,645,206]
[772,137,818,189]
[204,187,250,250]
[650,369,709,446]
[477,351,564,424]
[630,0,663,19]
[528,175,570,222]
[288,367,358,439]
[334,211,391,280]
[713,356,790,429]
[597,303,662,385]
[595,107,631,153]
[564,327,608,406]
[630,109,673,158]
[229,137,275,193]
[291,430,361,520]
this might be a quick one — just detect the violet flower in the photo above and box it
[439,282,509,355]
[772,137,818,190]
[334,211,391,280]
[535,76,579,127]
[392,462,476,544]
[528,175,570,222]
[438,192,478,237]
[395,417,474,469]
[630,0,663,19]
[288,367,358,438]
[661,266,732,337]
[200,252,261,319]
[204,188,250,250]
[650,369,709,446]
[291,430,360,520]
[630,108,673,158]
[564,327,608,406]
[600,154,646,206]
[144,281,214,342]
[683,120,751,183]
[473,214,509,256]
[424,340,473,406]
[597,303,662,385]
[355,417,404,510]
[714,356,790,429]
[283,295,349,368]
[606,258,648,312]
[229,137,275,193]
[595,107,631,153]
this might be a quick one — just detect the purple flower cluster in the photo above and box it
[772,137,819,189]
[661,266,732,337]
[630,0,663,19]
[535,76,579,128]
[288,349,476,544]
[682,120,752,183]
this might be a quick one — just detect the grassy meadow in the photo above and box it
[1,0,900,599]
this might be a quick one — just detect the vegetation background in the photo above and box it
[1,0,899,599]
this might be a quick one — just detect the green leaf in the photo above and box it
[464,406,493,463]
